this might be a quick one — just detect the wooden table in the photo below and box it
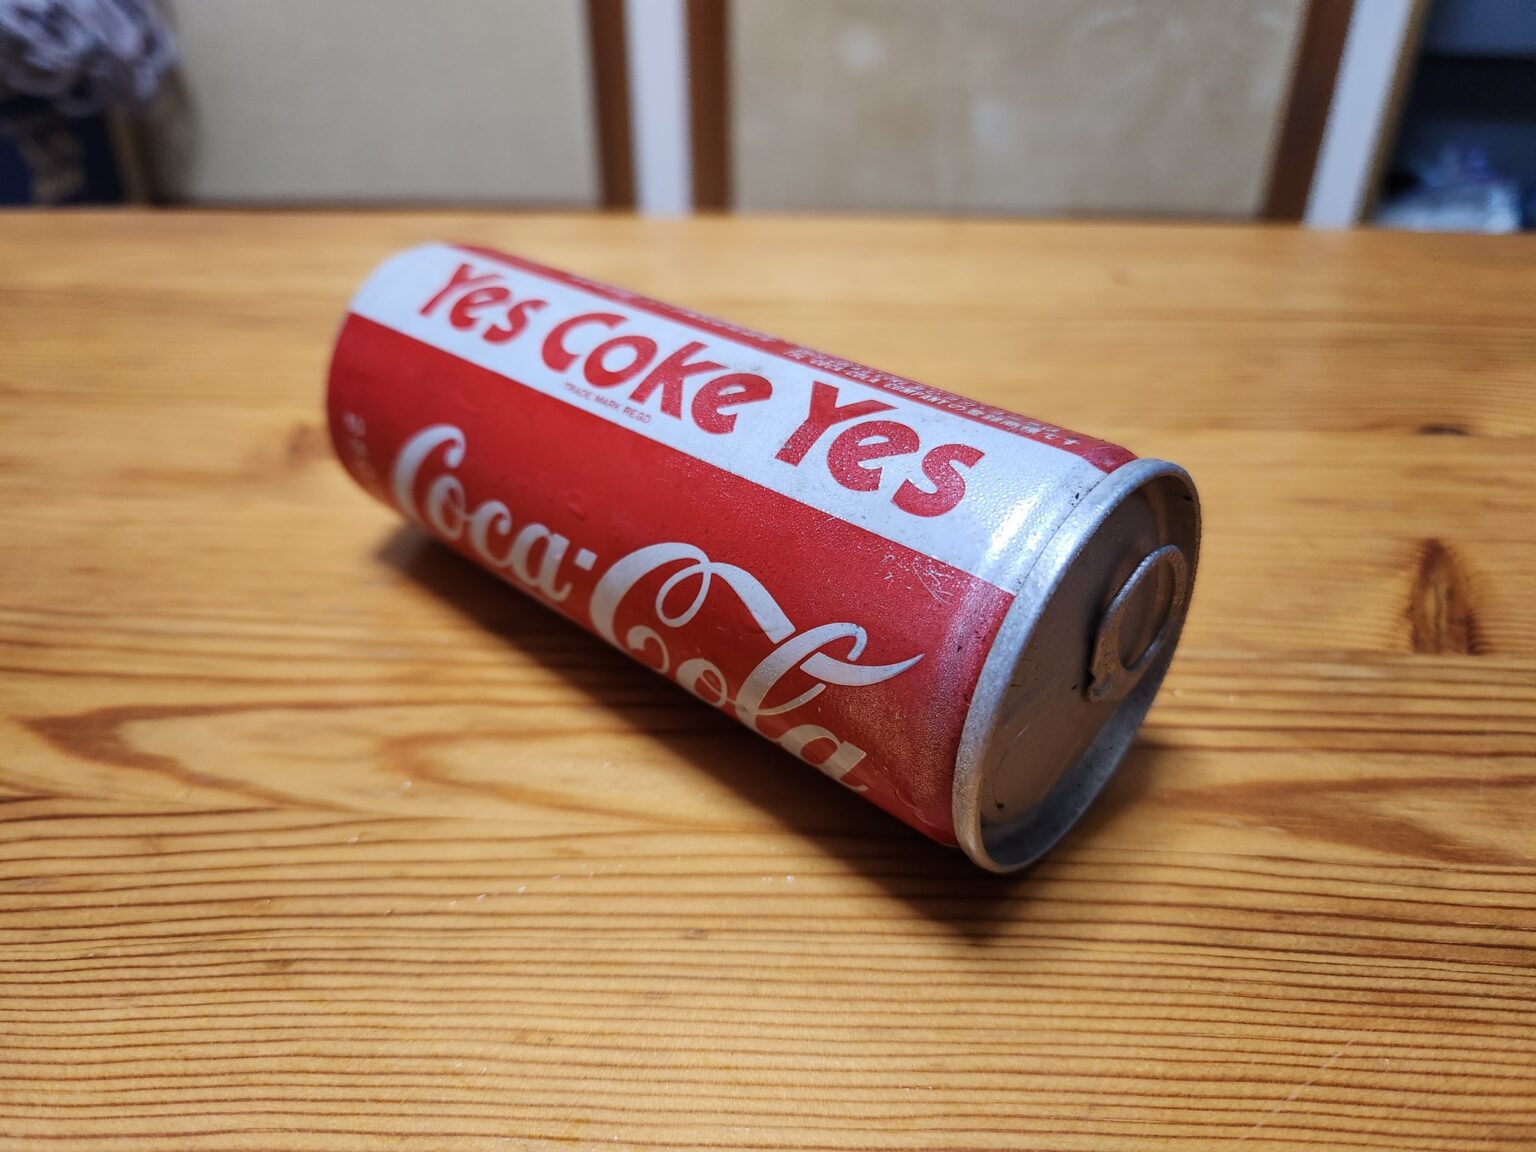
[1,212,1532,1151]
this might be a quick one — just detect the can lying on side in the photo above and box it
[326,243,1200,871]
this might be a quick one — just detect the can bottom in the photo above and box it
[953,459,1200,873]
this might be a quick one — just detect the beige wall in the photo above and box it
[146,0,598,205]
[731,0,1307,217]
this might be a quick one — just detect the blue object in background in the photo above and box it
[1382,0,1536,231]
[0,95,123,203]
[0,0,176,203]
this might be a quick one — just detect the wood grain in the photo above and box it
[587,0,636,210]
[687,0,730,211]
[1263,0,1354,221]
[1,212,1533,1151]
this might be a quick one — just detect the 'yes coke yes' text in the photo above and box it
[420,261,986,519]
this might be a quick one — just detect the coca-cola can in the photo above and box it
[327,243,1200,871]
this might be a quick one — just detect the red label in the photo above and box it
[330,316,1015,841]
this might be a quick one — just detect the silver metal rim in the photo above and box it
[952,458,1200,873]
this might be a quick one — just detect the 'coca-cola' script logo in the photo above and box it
[390,424,923,788]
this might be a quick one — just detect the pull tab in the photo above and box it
[1088,544,1189,703]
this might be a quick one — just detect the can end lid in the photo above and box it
[954,460,1200,873]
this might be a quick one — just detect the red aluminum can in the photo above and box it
[327,243,1199,870]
